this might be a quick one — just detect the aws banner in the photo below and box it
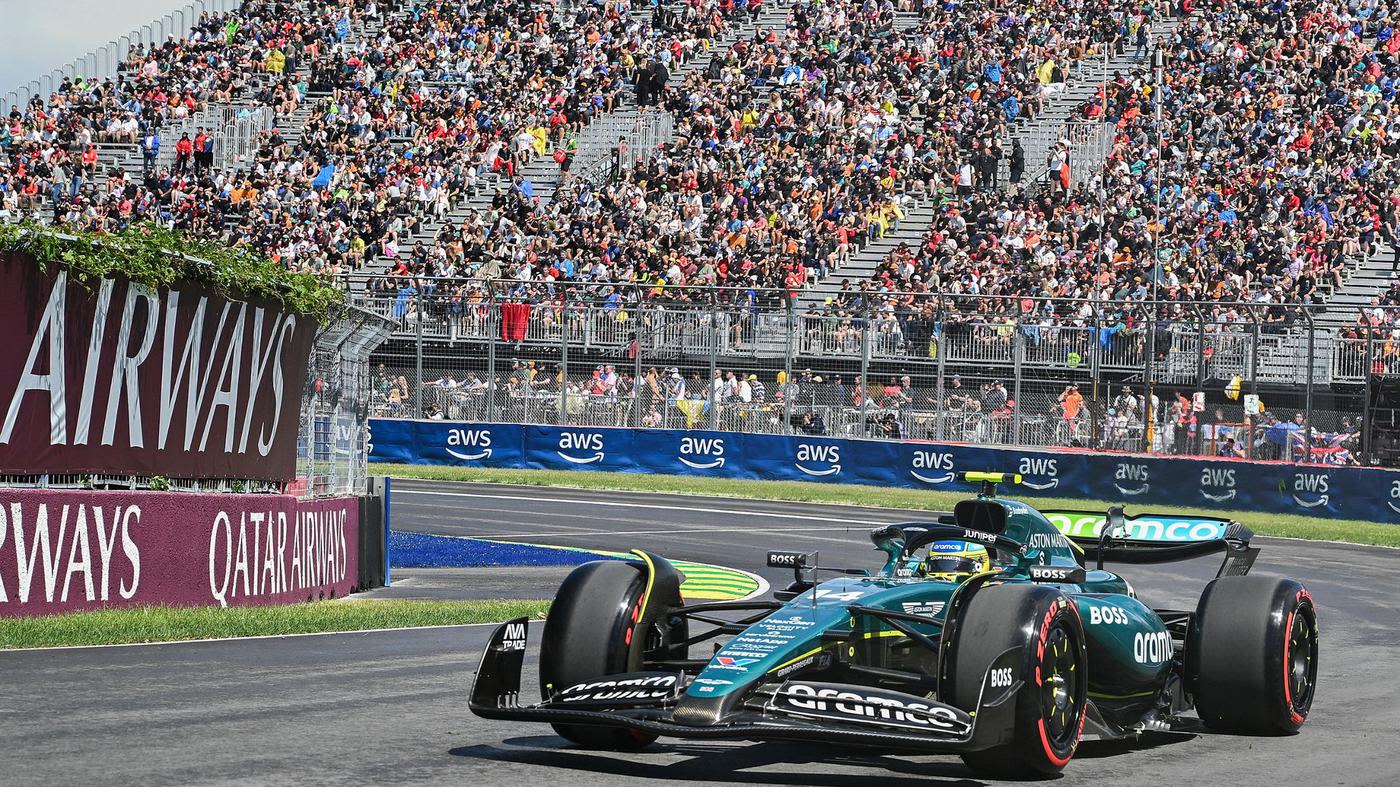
[0,490,359,618]
[368,420,1400,523]
[0,254,316,481]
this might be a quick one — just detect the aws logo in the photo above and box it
[1390,481,1400,515]
[1200,467,1237,502]
[679,437,726,470]
[1018,457,1058,490]
[445,428,492,461]
[557,432,605,464]
[795,444,841,477]
[910,450,954,484]
[1114,463,1150,496]
[1290,472,1330,509]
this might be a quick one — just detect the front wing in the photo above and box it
[469,617,1024,753]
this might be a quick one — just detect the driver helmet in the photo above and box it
[924,540,990,583]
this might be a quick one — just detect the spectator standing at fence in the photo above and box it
[749,374,765,403]
[610,137,629,181]
[1218,436,1244,458]
[852,375,869,407]
[945,376,979,411]
[1168,392,1189,455]
[642,405,663,428]
[1009,140,1025,185]
[982,381,1008,413]
[1113,386,1139,422]
[666,371,686,402]
[1058,384,1084,441]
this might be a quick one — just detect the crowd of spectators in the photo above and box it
[0,0,345,240]
[5,0,1400,336]
[372,0,1141,300]
[867,0,1400,333]
[1,0,757,275]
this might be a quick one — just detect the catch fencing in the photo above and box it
[292,307,397,499]
[351,276,1376,465]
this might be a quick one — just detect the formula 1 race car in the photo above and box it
[469,472,1319,778]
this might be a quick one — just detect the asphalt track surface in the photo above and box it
[4,478,1400,786]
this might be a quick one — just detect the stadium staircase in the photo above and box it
[797,16,1181,311]
[1314,243,1397,332]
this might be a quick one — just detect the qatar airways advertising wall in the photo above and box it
[0,490,359,618]
[0,253,316,481]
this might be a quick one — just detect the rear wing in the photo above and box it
[1040,509,1257,576]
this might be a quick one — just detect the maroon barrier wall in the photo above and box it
[0,490,359,618]
[0,254,316,481]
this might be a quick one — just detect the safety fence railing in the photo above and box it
[348,274,1378,462]
[2,0,245,116]
[576,111,676,186]
[149,104,275,172]
[1022,119,1116,192]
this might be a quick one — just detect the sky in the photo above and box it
[0,0,189,96]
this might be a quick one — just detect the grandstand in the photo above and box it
[2,0,1398,458]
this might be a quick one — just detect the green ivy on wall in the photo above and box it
[0,221,345,319]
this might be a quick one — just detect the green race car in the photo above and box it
[470,472,1319,778]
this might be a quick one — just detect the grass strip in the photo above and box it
[377,464,1400,549]
[0,599,548,650]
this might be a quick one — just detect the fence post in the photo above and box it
[783,298,794,435]
[1363,326,1375,459]
[486,292,497,422]
[413,287,424,419]
[858,307,872,438]
[1250,316,1261,399]
[935,304,947,440]
[561,300,571,424]
[1194,307,1207,390]
[707,310,719,430]
[1304,311,1316,454]
[632,301,643,428]
[1143,305,1156,454]
[1090,306,1102,449]
[1012,313,1024,445]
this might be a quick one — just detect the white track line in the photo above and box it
[468,525,854,538]
[0,621,505,654]
[394,489,888,523]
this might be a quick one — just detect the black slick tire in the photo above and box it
[538,560,658,750]
[1190,575,1318,734]
[947,584,1088,778]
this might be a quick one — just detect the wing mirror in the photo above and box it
[1096,505,1127,571]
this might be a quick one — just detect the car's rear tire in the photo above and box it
[1189,575,1318,734]
[947,584,1088,778]
[538,560,658,750]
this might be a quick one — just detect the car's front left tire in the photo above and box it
[538,560,659,750]
[946,584,1088,777]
